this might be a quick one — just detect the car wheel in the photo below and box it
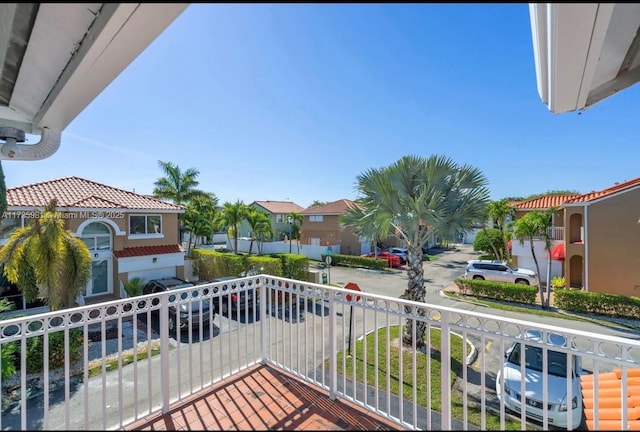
[222,301,229,316]
[472,275,484,280]
[515,279,529,285]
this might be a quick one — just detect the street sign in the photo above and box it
[325,255,332,266]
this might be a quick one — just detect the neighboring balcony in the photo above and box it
[0,276,639,430]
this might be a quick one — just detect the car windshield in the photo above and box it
[507,342,570,377]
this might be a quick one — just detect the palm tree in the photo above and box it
[217,200,249,254]
[152,160,206,243]
[512,209,553,308]
[342,154,489,347]
[182,193,219,253]
[0,200,92,310]
[245,209,272,255]
[486,198,516,262]
[286,212,304,253]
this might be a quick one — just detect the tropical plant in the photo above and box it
[123,277,146,298]
[152,160,206,243]
[551,276,566,289]
[473,228,503,259]
[245,208,273,254]
[182,193,219,253]
[0,200,92,310]
[217,200,250,254]
[512,208,554,308]
[0,297,16,379]
[309,200,327,207]
[341,154,489,347]
[485,198,515,262]
[286,212,304,253]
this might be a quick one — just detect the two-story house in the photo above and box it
[299,199,362,255]
[237,200,305,242]
[1,176,185,310]
[511,177,640,296]
[510,194,580,283]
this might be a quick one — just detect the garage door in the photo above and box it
[128,267,176,283]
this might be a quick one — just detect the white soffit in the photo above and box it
[530,3,640,114]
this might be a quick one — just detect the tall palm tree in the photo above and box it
[245,209,272,255]
[0,200,92,310]
[342,154,489,347]
[486,198,516,262]
[512,209,553,308]
[217,200,249,254]
[286,212,304,253]
[152,160,206,243]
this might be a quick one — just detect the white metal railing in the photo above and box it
[1,276,639,430]
[549,226,564,241]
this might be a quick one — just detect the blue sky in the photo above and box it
[5,3,640,208]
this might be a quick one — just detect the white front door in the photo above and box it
[81,222,113,297]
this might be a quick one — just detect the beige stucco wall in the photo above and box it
[583,189,640,297]
[301,215,361,255]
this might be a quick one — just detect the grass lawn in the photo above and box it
[330,325,525,430]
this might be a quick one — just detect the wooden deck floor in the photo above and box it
[124,364,403,431]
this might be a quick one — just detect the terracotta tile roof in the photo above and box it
[251,201,305,214]
[300,199,357,215]
[6,176,184,212]
[564,176,640,205]
[513,194,580,210]
[581,368,640,430]
[113,244,184,258]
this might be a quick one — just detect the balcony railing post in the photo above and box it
[440,310,451,430]
[328,289,336,400]
[260,277,267,362]
[160,293,171,413]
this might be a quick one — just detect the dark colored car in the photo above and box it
[142,277,213,333]
[208,276,257,316]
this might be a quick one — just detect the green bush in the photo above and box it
[551,276,565,289]
[3,327,84,375]
[554,289,640,320]
[320,253,392,270]
[454,278,537,304]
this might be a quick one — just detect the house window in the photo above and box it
[275,214,284,223]
[309,215,323,222]
[129,215,162,235]
[81,222,112,251]
[310,237,320,246]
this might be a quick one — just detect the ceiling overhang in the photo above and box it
[0,3,188,158]
[530,3,640,114]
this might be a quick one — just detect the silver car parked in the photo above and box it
[464,259,538,285]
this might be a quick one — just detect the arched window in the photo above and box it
[81,222,112,251]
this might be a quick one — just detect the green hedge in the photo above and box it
[554,289,640,320]
[320,253,392,270]
[454,278,537,304]
[190,249,308,281]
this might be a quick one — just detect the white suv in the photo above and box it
[464,260,538,285]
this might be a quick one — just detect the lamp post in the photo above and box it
[287,215,293,254]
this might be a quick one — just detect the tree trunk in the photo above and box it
[529,238,546,308]
[482,227,501,260]
[401,246,427,347]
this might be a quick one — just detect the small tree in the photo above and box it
[0,200,92,310]
[512,209,553,309]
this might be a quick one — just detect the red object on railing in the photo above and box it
[344,282,362,302]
